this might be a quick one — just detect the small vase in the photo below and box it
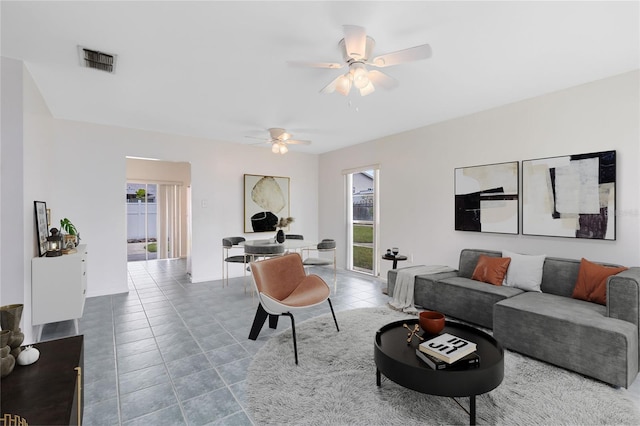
[276,229,285,244]
[0,329,15,377]
[1,304,24,358]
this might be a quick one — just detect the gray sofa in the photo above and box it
[387,248,640,388]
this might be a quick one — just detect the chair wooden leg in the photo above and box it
[248,303,269,340]
[283,312,298,365]
[327,298,339,332]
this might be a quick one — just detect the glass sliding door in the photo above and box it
[126,182,158,261]
[346,168,379,276]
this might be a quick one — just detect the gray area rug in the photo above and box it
[247,307,640,425]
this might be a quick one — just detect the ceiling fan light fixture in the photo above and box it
[271,142,280,153]
[335,74,352,96]
[351,63,370,89]
[359,80,375,96]
[278,142,288,154]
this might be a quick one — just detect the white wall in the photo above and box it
[45,121,319,293]
[1,57,25,307]
[319,71,640,277]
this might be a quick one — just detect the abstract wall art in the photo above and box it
[455,162,519,234]
[244,174,290,233]
[522,150,616,240]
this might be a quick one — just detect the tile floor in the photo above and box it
[41,259,390,425]
[41,258,640,425]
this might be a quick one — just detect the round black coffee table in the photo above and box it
[374,319,504,425]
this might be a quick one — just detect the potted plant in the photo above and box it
[275,217,294,243]
[59,218,80,248]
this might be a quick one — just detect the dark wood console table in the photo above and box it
[1,335,84,425]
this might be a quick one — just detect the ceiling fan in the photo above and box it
[289,25,432,97]
[245,128,311,154]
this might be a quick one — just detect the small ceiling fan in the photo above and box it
[289,25,432,96]
[245,128,311,154]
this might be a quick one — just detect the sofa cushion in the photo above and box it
[494,292,638,388]
[458,249,501,278]
[471,255,511,286]
[433,276,523,328]
[502,250,546,292]
[572,258,629,305]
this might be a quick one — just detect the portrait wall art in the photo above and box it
[244,174,290,233]
[522,150,616,240]
[454,161,519,234]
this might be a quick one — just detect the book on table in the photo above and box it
[415,348,480,370]
[418,333,477,364]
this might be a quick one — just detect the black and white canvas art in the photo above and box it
[455,162,519,234]
[522,150,616,240]
[244,174,290,233]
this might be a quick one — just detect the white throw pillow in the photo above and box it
[501,250,546,292]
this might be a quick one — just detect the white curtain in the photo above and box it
[157,184,182,259]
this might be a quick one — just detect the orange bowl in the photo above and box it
[419,311,445,334]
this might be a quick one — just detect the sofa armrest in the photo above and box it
[607,267,640,329]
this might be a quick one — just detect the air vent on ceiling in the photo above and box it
[78,46,117,73]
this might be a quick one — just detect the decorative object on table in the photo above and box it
[45,228,63,257]
[418,310,445,334]
[454,161,519,234]
[415,348,480,370]
[0,329,16,377]
[419,332,477,364]
[16,345,40,366]
[522,150,616,240]
[34,200,48,257]
[275,217,294,243]
[402,323,424,344]
[392,247,399,256]
[244,174,290,233]
[0,304,24,359]
[59,217,80,249]
[386,249,392,256]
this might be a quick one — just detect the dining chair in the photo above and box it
[248,253,339,364]
[302,239,337,289]
[222,237,251,290]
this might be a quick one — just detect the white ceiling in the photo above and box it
[2,1,638,154]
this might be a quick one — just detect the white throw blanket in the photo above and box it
[389,265,456,314]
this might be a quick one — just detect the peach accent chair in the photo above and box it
[248,253,339,364]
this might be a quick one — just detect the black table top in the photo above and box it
[374,319,504,397]
[382,254,408,261]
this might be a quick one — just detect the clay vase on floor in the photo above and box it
[0,329,15,377]
[1,304,24,358]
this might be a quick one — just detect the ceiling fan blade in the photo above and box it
[320,75,340,94]
[370,44,432,68]
[343,25,367,60]
[244,136,269,142]
[287,61,344,69]
[368,70,398,90]
[286,139,312,146]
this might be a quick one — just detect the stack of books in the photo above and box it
[416,333,480,370]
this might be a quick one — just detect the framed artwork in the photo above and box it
[455,161,519,234]
[522,150,616,240]
[244,174,290,233]
[34,201,48,257]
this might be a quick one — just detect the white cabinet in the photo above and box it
[32,244,87,340]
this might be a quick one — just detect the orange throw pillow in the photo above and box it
[471,255,511,286]
[572,258,628,305]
